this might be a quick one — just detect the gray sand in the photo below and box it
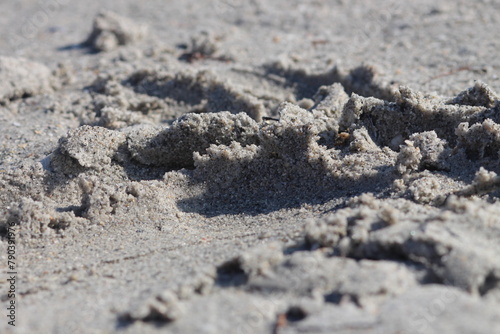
[1,1,500,333]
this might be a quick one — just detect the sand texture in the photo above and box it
[1,1,500,333]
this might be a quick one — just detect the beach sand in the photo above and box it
[1,1,500,333]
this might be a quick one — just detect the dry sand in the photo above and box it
[1,1,500,333]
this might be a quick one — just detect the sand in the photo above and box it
[1,1,500,333]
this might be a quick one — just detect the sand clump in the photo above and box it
[128,112,260,168]
[0,57,58,103]
[85,11,148,52]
